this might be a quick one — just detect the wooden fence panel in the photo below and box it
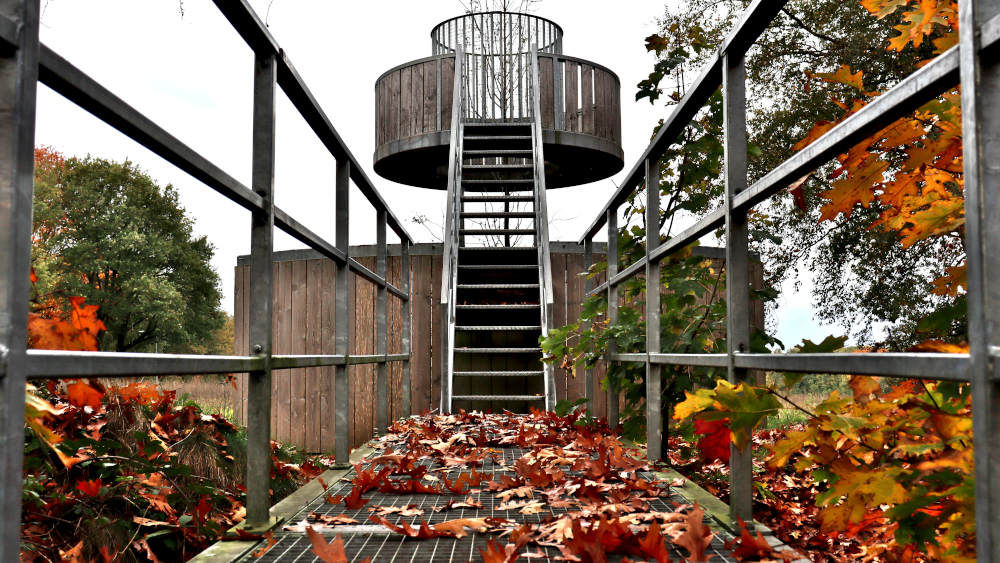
[227,245,760,452]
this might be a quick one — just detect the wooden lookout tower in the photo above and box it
[374,12,623,413]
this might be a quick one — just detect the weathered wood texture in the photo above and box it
[375,54,621,149]
[230,244,760,453]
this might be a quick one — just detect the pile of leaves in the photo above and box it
[22,379,328,562]
[288,409,801,563]
[674,357,975,561]
[23,285,327,562]
[667,426,864,562]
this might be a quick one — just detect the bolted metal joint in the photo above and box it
[253,344,263,354]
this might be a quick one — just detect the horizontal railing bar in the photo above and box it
[212,0,412,243]
[349,258,387,288]
[275,56,412,243]
[26,350,262,378]
[273,207,346,264]
[541,53,620,85]
[0,12,19,50]
[650,207,727,263]
[347,354,409,365]
[607,353,646,363]
[604,351,969,381]
[733,353,970,381]
[387,283,408,300]
[271,355,345,368]
[652,353,729,367]
[36,44,265,214]
[610,256,647,287]
[578,0,787,244]
[587,281,609,298]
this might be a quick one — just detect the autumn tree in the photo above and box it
[31,147,225,353]
[639,0,959,347]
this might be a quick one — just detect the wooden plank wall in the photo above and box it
[231,245,762,453]
[375,57,452,149]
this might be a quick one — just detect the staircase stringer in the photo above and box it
[440,46,466,414]
[529,44,558,412]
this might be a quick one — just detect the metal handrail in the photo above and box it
[529,44,557,411]
[431,11,563,55]
[440,45,466,414]
[571,0,1000,546]
[0,0,417,550]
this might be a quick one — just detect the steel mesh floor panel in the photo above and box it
[236,413,744,562]
[245,530,737,562]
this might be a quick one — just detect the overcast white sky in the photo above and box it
[33,0,842,348]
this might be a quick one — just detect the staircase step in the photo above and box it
[462,164,533,171]
[463,149,532,158]
[463,179,533,185]
[454,347,541,353]
[456,325,541,331]
[454,371,544,377]
[462,195,534,202]
[456,302,539,308]
[458,264,538,270]
[459,246,537,251]
[460,228,535,236]
[457,283,538,289]
[452,394,545,401]
[461,212,535,219]
[464,135,531,143]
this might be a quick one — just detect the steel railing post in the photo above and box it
[606,207,619,429]
[375,209,388,433]
[334,159,352,467]
[645,157,663,461]
[246,51,277,528]
[0,0,39,557]
[723,51,752,524]
[401,241,412,417]
[958,0,1000,557]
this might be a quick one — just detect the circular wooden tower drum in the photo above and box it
[374,12,623,189]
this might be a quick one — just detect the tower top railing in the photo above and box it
[431,12,562,56]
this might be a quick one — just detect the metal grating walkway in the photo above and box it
[234,413,740,562]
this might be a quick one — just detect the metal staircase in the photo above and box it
[440,46,556,413]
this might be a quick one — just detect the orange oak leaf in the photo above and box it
[305,529,371,563]
[671,504,715,562]
[66,379,105,410]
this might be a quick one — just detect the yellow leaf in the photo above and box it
[813,64,865,90]
[818,158,888,221]
[931,263,967,296]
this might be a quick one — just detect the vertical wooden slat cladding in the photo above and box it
[581,65,594,135]
[564,60,578,132]
[423,61,437,134]
[411,255,431,414]
[320,259,336,453]
[411,65,423,137]
[550,254,568,400]
[399,66,412,139]
[389,71,401,143]
[539,56,554,129]
[290,261,307,448]
[430,255,442,410]
[565,253,586,401]
[441,57,454,131]
[305,259,322,452]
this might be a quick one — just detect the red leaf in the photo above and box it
[341,486,370,510]
[637,520,672,563]
[75,478,102,497]
[694,418,731,463]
